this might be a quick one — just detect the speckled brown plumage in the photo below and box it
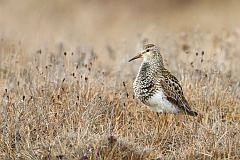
[129,44,198,116]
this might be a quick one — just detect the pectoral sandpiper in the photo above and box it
[129,44,198,116]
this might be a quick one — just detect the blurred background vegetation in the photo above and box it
[1,0,240,48]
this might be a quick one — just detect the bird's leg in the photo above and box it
[162,113,168,127]
[156,112,168,132]
[156,112,161,133]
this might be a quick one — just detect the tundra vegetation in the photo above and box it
[0,1,240,159]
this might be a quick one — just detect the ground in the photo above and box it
[0,0,240,159]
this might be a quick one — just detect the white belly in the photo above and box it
[146,90,179,113]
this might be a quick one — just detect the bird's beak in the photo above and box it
[128,53,143,62]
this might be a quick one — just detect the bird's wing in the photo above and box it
[159,69,197,116]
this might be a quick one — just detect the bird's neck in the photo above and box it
[139,60,164,77]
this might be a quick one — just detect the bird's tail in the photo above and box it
[188,110,198,116]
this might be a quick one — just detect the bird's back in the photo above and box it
[158,69,198,116]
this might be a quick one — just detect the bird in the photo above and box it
[129,44,198,116]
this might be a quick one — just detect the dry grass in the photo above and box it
[1,30,240,159]
[1,1,240,160]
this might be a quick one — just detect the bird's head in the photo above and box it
[128,44,162,63]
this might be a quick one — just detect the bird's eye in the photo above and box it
[146,49,150,52]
